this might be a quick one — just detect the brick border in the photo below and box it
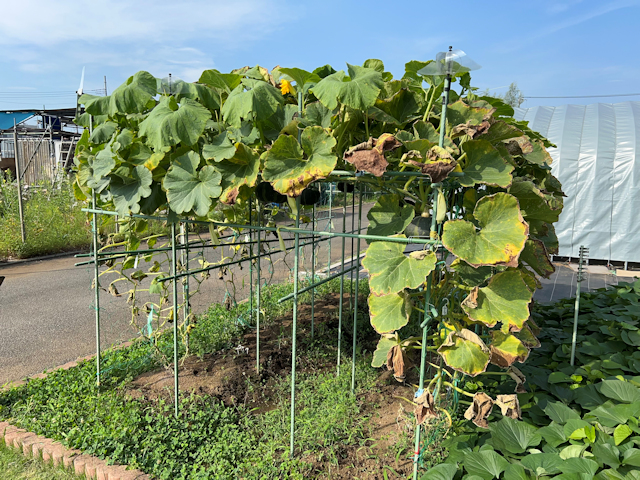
[1,341,151,479]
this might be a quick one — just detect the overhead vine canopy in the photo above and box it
[74,58,564,382]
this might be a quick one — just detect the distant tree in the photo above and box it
[479,82,525,108]
[502,82,525,108]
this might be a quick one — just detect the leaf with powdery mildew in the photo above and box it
[442,192,529,268]
[362,239,436,295]
[458,139,514,188]
[489,330,530,367]
[212,142,259,205]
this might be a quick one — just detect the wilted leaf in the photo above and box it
[464,392,494,428]
[442,193,529,268]
[386,345,406,381]
[362,239,436,294]
[490,331,530,367]
[372,336,396,368]
[438,329,491,377]
[262,126,337,197]
[507,366,527,394]
[415,390,437,425]
[212,142,260,205]
[462,270,533,332]
[344,133,400,176]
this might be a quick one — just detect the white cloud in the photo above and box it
[0,0,291,47]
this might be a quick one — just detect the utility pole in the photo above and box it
[13,120,26,243]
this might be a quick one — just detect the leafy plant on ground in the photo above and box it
[427,279,640,479]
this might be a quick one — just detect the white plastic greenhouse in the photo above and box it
[514,101,640,265]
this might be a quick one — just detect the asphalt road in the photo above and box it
[0,205,371,384]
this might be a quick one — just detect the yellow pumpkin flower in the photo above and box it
[280,78,292,95]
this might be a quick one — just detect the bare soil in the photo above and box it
[127,293,429,479]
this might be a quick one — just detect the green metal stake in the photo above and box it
[571,246,588,366]
[413,277,433,480]
[256,202,262,372]
[327,183,333,274]
[351,184,363,394]
[311,203,316,340]
[92,189,101,386]
[290,196,302,457]
[337,189,347,376]
[171,222,180,417]
[249,196,254,325]
[349,188,355,313]
[181,223,190,336]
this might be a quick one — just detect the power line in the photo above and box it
[525,93,640,99]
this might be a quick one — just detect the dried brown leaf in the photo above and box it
[386,345,406,382]
[507,365,527,394]
[462,287,479,309]
[464,392,494,428]
[344,134,400,177]
[495,394,521,419]
[414,390,437,425]
[451,120,492,139]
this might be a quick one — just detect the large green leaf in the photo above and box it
[488,416,541,454]
[585,403,640,427]
[202,131,236,162]
[437,328,491,377]
[521,453,562,476]
[139,96,211,152]
[262,126,337,197]
[543,401,581,424]
[278,67,320,93]
[442,193,529,268]
[593,443,621,468]
[458,140,514,188]
[310,64,383,111]
[372,88,421,124]
[463,270,533,331]
[301,102,334,128]
[368,292,412,334]
[366,194,415,237]
[371,336,396,368]
[221,81,283,127]
[559,457,599,476]
[536,422,568,447]
[598,380,640,403]
[77,148,116,191]
[463,450,510,480]
[451,259,494,287]
[623,448,640,467]
[89,121,117,145]
[419,463,458,480]
[110,165,153,215]
[362,240,436,294]
[447,100,494,130]
[520,238,554,278]
[212,143,259,205]
[198,69,241,91]
[508,178,563,223]
[109,71,157,115]
[163,151,221,216]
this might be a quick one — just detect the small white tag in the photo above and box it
[442,305,448,316]
[134,255,139,269]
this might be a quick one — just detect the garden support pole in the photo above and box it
[181,223,190,349]
[351,184,363,394]
[311,204,316,339]
[327,183,332,274]
[571,246,588,366]
[256,202,261,372]
[12,121,26,243]
[249,197,254,325]
[413,277,433,480]
[171,222,180,417]
[92,189,101,386]
[337,189,347,376]
[290,196,302,457]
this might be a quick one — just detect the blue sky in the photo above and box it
[0,0,638,111]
